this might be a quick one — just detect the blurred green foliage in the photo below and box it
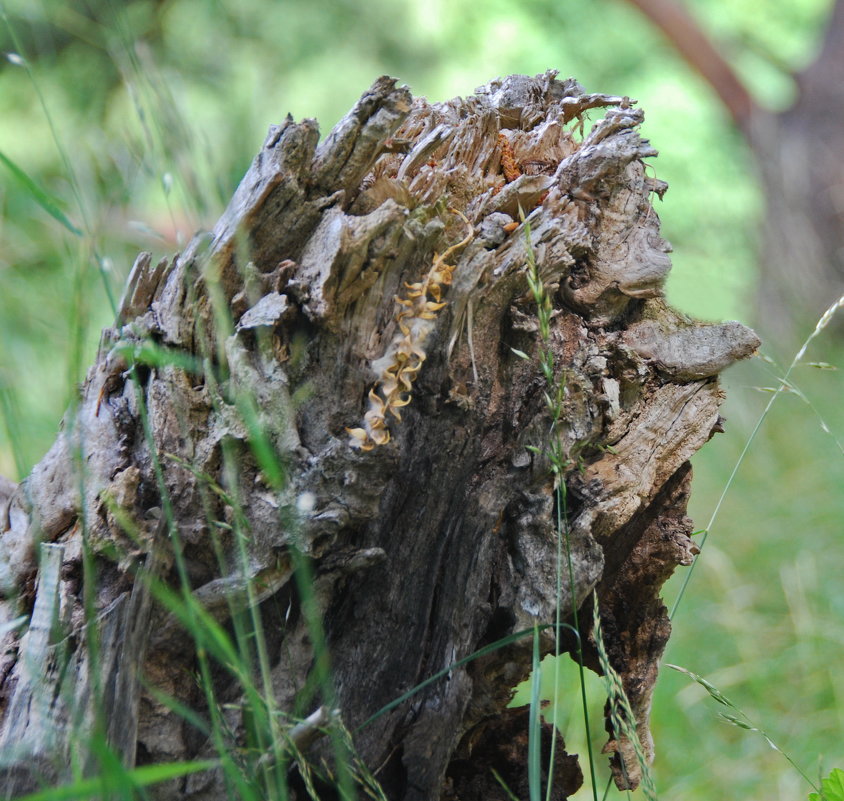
[1,1,842,799]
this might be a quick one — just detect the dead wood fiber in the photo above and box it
[0,72,759,800]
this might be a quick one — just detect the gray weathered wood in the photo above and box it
[0,72,758,800]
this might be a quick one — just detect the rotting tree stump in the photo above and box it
[0,72,759,800]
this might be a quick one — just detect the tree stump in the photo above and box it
[0,71,759,800]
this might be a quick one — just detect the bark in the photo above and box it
[0,72,758,800]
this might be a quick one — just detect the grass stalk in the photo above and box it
[128,367,260,799]
[492,768,522,801]
[0,378,29,480]
[200,245,355,797]
[521,210,600,801]
[671,292,844,619]
[1,10,118,319]
[528,626,543,801]
[11,759,219,801]
[558,482,599,801]
[357,624,575,731]
[545,483,564,801]
[666,664,819,794]
[592,593,657,800]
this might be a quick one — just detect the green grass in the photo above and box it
[654,345,844,800]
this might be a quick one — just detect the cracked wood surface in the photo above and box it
[0,71,758,800]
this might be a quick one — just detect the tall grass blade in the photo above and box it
[521,210,599,801]
[528,625,542,801]
[558,483,599,801]
[0,377,29,478]
[12,759,217,801]
[491,768,521,801]
[592,594,658,800]
[0,150,82,236]
[0,615,27,638]
[671,292,844,619]
[357,623,575,731]
[141,682,212,739]
[666,663,819,793]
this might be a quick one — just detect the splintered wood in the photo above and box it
[0,71,758,800]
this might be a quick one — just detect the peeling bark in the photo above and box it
[0,72,758,800]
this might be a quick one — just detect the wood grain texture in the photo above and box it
[0,72,758,799]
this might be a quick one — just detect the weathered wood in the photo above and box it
[0,71,758,799]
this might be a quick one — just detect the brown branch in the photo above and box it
[624,0,760,135]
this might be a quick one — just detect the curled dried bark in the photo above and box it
[0,71,758,799]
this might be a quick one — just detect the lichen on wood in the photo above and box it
[0,71,759,800]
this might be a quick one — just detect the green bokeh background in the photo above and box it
[1,1,842,798]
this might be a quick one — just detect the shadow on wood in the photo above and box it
[0,71,758,800]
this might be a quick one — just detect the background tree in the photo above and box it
[625,0,844,345]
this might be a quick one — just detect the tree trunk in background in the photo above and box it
[753,0,844,344]
[626,0,844,347]
[0,73,758,801]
